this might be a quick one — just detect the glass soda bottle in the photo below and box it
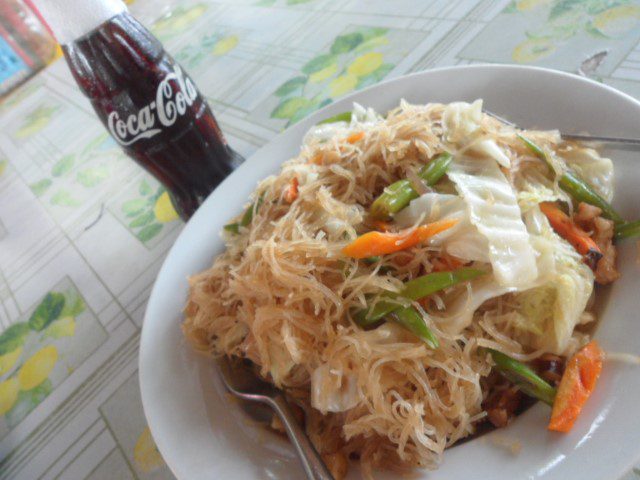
[35,0,243,219]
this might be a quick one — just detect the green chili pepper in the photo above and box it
[392,306,439,349]
[370,152,453,220]
[518,135,624,224]
[354,268,485,327]
[224,194,265,234]
[317,111,352,125]
[486,349,557,406]
[615,219,640,240]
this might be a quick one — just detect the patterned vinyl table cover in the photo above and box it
[0,0,639,478]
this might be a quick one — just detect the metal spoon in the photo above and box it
[217,356,334,480]
[484,109,640,148]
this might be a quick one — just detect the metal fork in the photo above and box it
[217,356,334,480]
[484,109,640,147]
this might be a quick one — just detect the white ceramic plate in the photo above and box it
[140,65,640,480]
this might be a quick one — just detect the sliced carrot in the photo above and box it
[540,202,602,268]
[432,253,464,272]
[346,131,365,144]
[548,340,604,433]
[285,177,299,203]
[372,219,392,232]
[310,153,323,165]
[342,219,457,259]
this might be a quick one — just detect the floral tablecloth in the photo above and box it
[1,0,640,478]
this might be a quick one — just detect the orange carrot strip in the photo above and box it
[346,131,365,144]
[372,219,392,232]
[284,177,299,203]
[310,153,323,165]
[342,219,457,259]
[548,340,604,433]
[432,253,464,272]
[540,202,602,265]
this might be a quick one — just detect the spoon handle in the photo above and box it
[270,394,334,480]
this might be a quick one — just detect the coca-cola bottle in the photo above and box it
[35,0,243,219]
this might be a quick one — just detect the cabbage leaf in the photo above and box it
[448,155,538,288]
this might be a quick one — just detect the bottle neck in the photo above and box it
[34,0,127,45]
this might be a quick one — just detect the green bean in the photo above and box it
[615,220,640,240]
[518,135,624,223]
[370,152,453,220]
[317,111,352,125]
[224,194,265,234]
[486,349,557,406]
[354,268,485,327]
[363,256,382,264]
[558,171,624,224]
[392,306,439,349]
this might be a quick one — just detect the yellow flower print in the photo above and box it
[18,345,58,391]
[512,38,556,63]
[347,52,384,77]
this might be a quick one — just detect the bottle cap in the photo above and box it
[34,0,127,45]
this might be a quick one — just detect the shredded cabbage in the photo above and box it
[311,363,360,414]
[448,155,538,288]
[561,146,614,201]
[442,99,483,144]
[514,207,595,354]
[395,193,489,263]
[470,139,511,168]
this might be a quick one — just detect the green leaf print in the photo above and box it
[76,166,109,187]
[30,179,52,196]
[549,0,583,21]
[139,179,152,196]
[28,292,66,331]
[302,54,336,75]
[50,190,81,207]
[60,290,85,318]
[584,0,628,15]
[330,32,364,54]
[275,76,307,97]
[271,97,312,119]
[122,198,148,217]
[5,379,53,427]
[255,0,276,5]
[0,323,29,355]
[129,211,155,228]
[137,223,163,243]
[51,155,75,177]
[503,1,518,13]
[359,27,389,41]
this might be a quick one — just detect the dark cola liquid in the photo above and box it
[62,12,242,219]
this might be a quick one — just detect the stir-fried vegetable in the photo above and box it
[347,131,365,144]
[615,219,640,240]
[559,171,623,224]
[317,111,353,125]
[370,152,453,220]
[487,349,557,406]
[355,268,486,326]
[519,135,623,224]
[539,202,602,268]
[342,219,457,259]
[284,177,299,204]
[548,340,603,433]
[392,306,439,349]
[224,194,265,233]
